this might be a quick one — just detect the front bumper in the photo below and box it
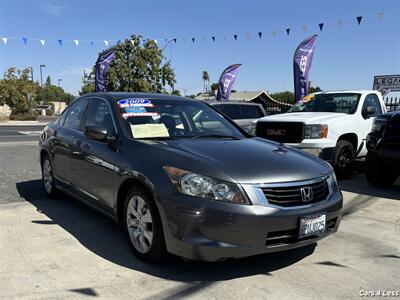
[159,185,342,261]
[286,139,336,162]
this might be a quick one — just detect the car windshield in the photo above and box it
[118,98,246,140]
[287,93,361,114]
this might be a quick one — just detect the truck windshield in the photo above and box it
[287,93,361,114]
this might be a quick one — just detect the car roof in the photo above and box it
[81,92,197,102]
[206,100,262,106]
[318,90,377,95]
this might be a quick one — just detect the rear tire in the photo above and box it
[41,154,59,198]
[365,152,399,186]
[123,186,166,263]
[333,140,355,179]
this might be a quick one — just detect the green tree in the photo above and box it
[80,34,176,94]
[0,67,39,119]
[309,86,322,94]
[270,91,295,104]
[171,89,181,96]
[45,75,51,87]
[202,71,210,93]
[210,82,219,92]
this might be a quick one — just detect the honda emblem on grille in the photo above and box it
[300,187,313,202]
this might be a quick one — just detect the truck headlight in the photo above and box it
[164,166,249,204]
[305,124,328,139]
[371,118,387,134]
[249,122,257,136]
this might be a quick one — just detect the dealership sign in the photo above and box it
[373,74,400,96]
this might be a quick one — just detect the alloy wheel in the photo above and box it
[126,195,154,254]
[43,159,53,194]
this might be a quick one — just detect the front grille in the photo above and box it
[265,217,338,247]
[262,178,329,207]
[256,121,305,143]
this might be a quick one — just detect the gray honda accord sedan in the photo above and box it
[39,92,342,262]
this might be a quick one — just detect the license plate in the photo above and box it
[299,214,326,238]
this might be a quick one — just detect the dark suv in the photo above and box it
[365,111,400,186]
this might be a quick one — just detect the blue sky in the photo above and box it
[0,0,399,96]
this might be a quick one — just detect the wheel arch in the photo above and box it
[115,177,156,228]
[337,133,358,151]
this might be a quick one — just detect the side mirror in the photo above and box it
[363,106,376,118]
[84,125,108,141]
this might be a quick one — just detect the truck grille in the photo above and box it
[262,178,329,207]
[256,121,305,143]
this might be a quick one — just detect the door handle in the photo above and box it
[74,139,82,148]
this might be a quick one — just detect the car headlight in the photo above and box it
[327,172,339,194]
[249,122,257,136]
[164,166,250,204]
[371,118,387,134]
[305,124,328,139]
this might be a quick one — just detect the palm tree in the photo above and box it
[202,71,210,93]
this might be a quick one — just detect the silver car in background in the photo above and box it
[208,101,267,132]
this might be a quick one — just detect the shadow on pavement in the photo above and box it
[339,174,400,201]
[16,179,315,282]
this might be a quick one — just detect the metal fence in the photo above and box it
[384,97,400,112]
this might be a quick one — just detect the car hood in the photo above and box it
[153,138,331,184]
[257,112,348,124]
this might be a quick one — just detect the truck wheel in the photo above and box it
[365,152,399,186]
[333,140,355,179]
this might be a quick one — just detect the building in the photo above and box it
[195,90,292,114]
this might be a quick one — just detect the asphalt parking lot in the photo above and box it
[0,143,399,300]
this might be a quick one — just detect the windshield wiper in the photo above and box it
[189,134,242,140]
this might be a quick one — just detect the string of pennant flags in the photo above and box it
[0,12,385,48]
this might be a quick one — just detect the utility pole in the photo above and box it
[57,79,62,115]
[30,67,34,82]
[39,64,46,115]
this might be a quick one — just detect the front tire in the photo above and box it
[333,140,355,179]
[123,186,166,263]
[41,154,59,198]
[365,152,399,186]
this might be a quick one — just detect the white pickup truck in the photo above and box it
[251,90,387,178]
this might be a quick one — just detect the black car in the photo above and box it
[39,93,342,262]
[365,111,400,186]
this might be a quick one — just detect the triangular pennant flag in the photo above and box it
[212,36,215,42]
[337,20,342,28]
[286,28,290,36]
[130,40,135,46]
[377,12,384,20]
[104,40,109,46]
[89,41,94,46]
[357,16,362,25]
[58,39,63,46]
[40,39,45,46]
[117,40,121,44]
[22,37,28,45]
[2,37,7,45]
[73,40,79,46]
[302,25,307,32]
[164,38,168,43]
[153,39,158,44]
[319,23,324,31]
[192,37,195,43]
[258,32,262,39]
[234,34,238,40]
[173,38,177,43]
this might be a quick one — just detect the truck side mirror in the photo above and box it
[363,106,376,118]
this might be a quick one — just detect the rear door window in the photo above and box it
[63,100,89,131]
[220,104,242,119]
[241,105,263,119]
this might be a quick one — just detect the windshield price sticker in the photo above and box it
[121,106,159,118]
[118,98,154,108]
